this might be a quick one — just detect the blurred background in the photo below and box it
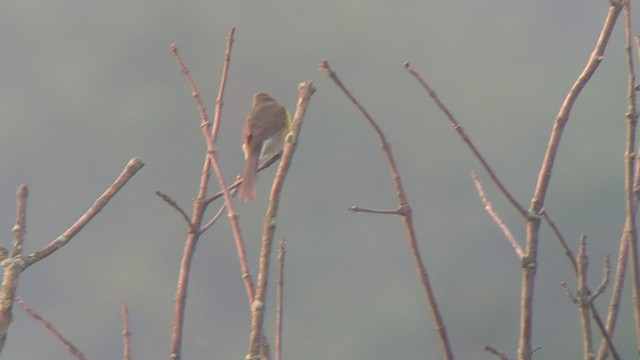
[1,1,637,359]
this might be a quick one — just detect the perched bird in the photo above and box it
[240,92,292,201]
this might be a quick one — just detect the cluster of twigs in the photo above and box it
[0,159,143,358]
[319,1,637,360]
[4,1,640,360]
[166,28,315,360]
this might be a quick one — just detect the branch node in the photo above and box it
[526,209,542,221]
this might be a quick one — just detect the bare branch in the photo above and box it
[246,82,315,360]
[211,27,235,143]
[16,298,88,360]
[122,302,131,360]
[199,185,239,234]
[0,186,28,351]
[26,158,145,267]
[319,59,454,360]
[620,1,640,350]
[275,239,285,360]
[471,171,524,259]
[590,255,610,302]
[404,62,528,218]
[484,345,513,360]
[155,191,193,230]
[561,281,578,304]
[541,209,577,273]
[348,206,403,215]
[596,4,638,359]
[515,4,623,358]
[169,28,262,360]
[10,185,27,258]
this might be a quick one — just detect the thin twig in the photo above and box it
[211,28,235,143]
[16,298,88,360]
[319,59,454,360]
[484,345,513,360]
[541,209,577,273]
[348,206,403,215]
[561,281,578,304]
[592,304,621,360]
[471,171,524,259]
[404,63,528,219]
[122,302,131,360]
[199,185,238,234]
[275,239,285,360]
[246,82,315,360]
[155,191,193,230]
[543,210,617,358]
[590,256,611,301]
[26,158,144,267]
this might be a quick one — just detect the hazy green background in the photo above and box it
[1,1,636,359]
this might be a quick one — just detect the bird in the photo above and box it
[240,92,292,201]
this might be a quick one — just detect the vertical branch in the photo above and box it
[622,2,640,349]
[169,27,252,360]
[246,82,315,360]
[9,185,27,258]
[597,4,639,359]
[576,236,594,357]
[167,43,211,356]
[122,302,131,360]
[275,239,285,360]
[211,28,235,143]
[320,60,455,360]
[519,4,622,359]
[530,4,621,213]
[0,186,28,352]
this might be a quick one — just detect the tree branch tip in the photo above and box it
[128,158,145,169]
[317,59,329,70]
[298,81,316,93]
[484,344,512,360]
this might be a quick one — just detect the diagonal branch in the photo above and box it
[319,59,454,360]
[404,63,528,219]
[471,171,524,259]
[26,158,144,267]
